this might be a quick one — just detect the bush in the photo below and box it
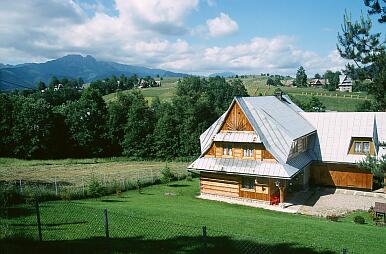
[354,215,366,224]
[326,214,340,222]
[186,173,193,181]
[87,177,106,198]
[160,166,174,183]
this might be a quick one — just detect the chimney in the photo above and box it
[275,91,283,101]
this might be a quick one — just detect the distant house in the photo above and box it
[137,79,149,88]
[155,80,161,87]
[338,75,353,92]
[53,84,64,91]
[308,79,328,88]
[282,80,294,87]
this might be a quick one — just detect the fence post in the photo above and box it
[35,198,42,241]
[54,177,58,196]
[19,179,23,194]
[104,208,109,239]
[202,225,207,251]
[82,177,85,196]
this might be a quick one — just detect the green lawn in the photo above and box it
[2,179,385,254]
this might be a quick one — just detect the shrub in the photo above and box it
[354,215,366,224]
[186,173,193,181]
[326,214,340,222]
[87,177,105,198]
[160,166,174,183]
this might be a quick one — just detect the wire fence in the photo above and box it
[0,169,190,203]
[0,200,351,254]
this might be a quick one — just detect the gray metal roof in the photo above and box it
[188,157,300,179]
[236,96,316,163]
[199,112,226,154]
[213,131,261,143]
[301,112,386,163]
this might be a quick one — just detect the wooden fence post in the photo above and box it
[82,177,85,196]
[35,198,42,241]
[104,208,109,239]
[19,179,23,194]
[54,177,58,196]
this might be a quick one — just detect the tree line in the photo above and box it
[0,76,248,160]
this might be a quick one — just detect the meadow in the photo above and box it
[1,178,385,254]
[0,157,189,187]
[103,76,369,112]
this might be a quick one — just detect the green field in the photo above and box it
[2,178,385,254]
[103,76,369,112]
[0,157,189,187]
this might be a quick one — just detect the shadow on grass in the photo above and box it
[0,235,338,254]
[1,207,35,219]
[168,184,190,188]
[100,199,127,203]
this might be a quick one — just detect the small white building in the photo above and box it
[338,75,352,92]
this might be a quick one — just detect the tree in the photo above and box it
[122,91,156,158]
[36,81,46,91]
[364,0,386,23]
[323,70,341,91]
[10,97,56,158]
[359,155,386,189]
[0,94,14,156]
[306,96,326,112]
[337,11,385,110]
[314,73,322,79]
[60,88,108,157]
[107,92,137,155]
[295,66,308,87]
[49,76,60,89]
[266,78,275,87]
[153,103,180,159]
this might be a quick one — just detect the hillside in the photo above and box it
[103,76,370,112]
[0,55,188,90]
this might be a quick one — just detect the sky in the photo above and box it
[0,0,384,76]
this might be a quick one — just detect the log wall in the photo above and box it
[310,163,373,190]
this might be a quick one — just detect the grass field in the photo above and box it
[0,157,189,187]
[103,76,369,112]
[2,179,385,254]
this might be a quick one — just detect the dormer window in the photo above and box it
[354,142,362,153]
[350,138,373,155]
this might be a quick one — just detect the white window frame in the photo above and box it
[354,142,362,153]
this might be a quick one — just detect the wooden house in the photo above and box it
[188,95,386,205]
[338,75,353,92]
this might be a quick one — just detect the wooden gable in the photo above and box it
[220,102,253,132]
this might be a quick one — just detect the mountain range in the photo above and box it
[0,55,188,90]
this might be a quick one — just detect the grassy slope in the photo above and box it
[0,158,189,186]
[3,179,385,254]
[103,77,368,112]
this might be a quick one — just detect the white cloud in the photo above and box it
[0,0,347,76]
[206,13,238,37]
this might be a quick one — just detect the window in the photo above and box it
[242,176,255,189]
[243,145,254,157]
[363,142,370,154]
[223,145,232,156]
[352,140,372,154]
[291,136,308,155]
[354,142,362,153]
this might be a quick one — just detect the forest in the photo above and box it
[0,76,248,160]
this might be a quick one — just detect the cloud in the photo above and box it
[0,0,347,76]
[206,13,238,37]
[159,36,348,76]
